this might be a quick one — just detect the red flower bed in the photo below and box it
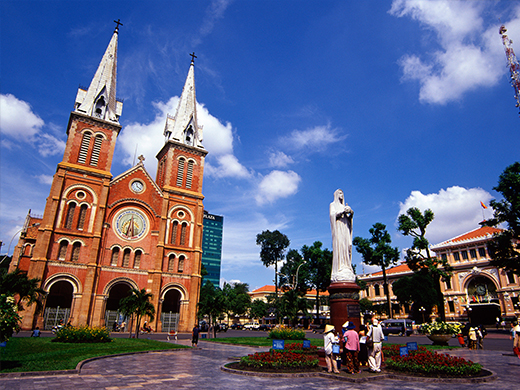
[385,347,482,377]
[240,350,319,369]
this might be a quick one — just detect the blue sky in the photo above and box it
[1,0,519,290]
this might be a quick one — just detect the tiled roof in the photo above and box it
[250,285,329,296]
[431,226,502,249]
[367,263,412,277]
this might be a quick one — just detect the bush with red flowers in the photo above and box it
[240,350,319,369]
[385,347,482,377]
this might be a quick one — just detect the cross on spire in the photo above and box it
[190,52,197,64]
[114,19,123,33]
[137,155,145,164]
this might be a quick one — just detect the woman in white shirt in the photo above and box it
[323,324,340,373]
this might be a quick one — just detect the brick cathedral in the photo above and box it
[10,25,207,333]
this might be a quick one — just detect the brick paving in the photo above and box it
[0,339,518,389]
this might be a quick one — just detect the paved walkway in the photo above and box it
[0,340,517,389]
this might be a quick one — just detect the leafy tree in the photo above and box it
[484,162,520,275]
[392,271,437,323]
[301,241,332,324]
[279,249,310,292]
[119,288,155,338]
[250,299,268,321]
[397,207,452,321]
[198,281,226,331]
[358,297,373,314]
[0,268,46,313]
[278,289,310,327]
[256,230,290,304]
[353,223,399,318]
[222,282,251,324]
[0,294,21,343]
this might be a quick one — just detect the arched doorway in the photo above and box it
[161,289,181,332]
[466,275,500,325]
[44,280,73,329]
[105,282,132,329]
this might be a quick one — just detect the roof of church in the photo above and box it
[250,285,329,296]
[431,225,502,250]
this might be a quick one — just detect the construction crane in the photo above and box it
[499,24,520,116]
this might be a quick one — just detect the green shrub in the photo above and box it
[268,326,305,340]
[52,325,112,343]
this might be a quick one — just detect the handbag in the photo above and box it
[332,343,340,354]
[366,338,374,348]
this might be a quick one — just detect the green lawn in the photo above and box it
[0,337,189,373]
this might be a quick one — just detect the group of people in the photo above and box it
[323,318,384,374]
[457,323,486,349]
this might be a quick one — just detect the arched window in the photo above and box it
[122,248,131,267]
[168,254,175,272]
[64,203,76,229]
[111,247,120,266]
[78,132,92,164]
[186,160,194,189]
[178,255,185,273]
[71,242,81,262]
[374,284,380,296]
[77,204,88,230]
[134,250,142,269]
[176,158,185,187]
[180,223,187,246]
[171,221,179,245]
[58,241,68,260]
[90,134,103,166]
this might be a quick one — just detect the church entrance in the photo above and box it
[43,281,73,330]
[161,289,181,332]
[105,282,132,329]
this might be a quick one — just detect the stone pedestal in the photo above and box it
[328,281,361,333]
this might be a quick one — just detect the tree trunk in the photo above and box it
[315,290,320,324]
[382,266,393,319]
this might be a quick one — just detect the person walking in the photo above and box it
[367,318,384,373]
[511,320,520,359]
[323,324,340,374]
[192,324,200,347]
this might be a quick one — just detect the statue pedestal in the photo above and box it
[328,282,361,333]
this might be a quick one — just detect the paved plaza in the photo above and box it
[0,336,518,390]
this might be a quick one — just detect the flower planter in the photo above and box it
[427,334,452,346]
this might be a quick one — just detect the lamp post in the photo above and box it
[276,261,306,290]
[465,305,473,324]
[419,306,426,323]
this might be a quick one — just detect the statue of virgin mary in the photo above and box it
[329,189,355,282]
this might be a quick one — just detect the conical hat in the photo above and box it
[324,324,335,334]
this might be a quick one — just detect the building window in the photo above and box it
[441,253,447,262]
[171,221,178,245]
[111,248,120,266]
[78,132,92,164]
[186,160,194,189]
[178,255,185,273]
[90,135,103,166]
[123,248,131,267]
[77,204,88,230]
[461,250,468,260]
[134,250,142,269]
[478,247,486,258]
[58,241,68,260]
[470,249,477,259]
[71,242,81,261]
[176,158,185,187]
[453,252,460,261]
[64,203,76,229]
[444,277,452,290]
[507,271,516,284]
[180,223,187,246]
[448,301,455,313]
[168,254,175,272]
[374,284,380,296]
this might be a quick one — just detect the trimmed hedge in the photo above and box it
[53,325,112,343]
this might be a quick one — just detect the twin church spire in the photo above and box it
[73,22,204,152]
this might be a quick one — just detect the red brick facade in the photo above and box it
[10,30,206,333]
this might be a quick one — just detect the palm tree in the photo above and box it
[119,288,155,338]
[0,268,46,313]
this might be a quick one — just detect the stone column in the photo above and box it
[328,281,361,333]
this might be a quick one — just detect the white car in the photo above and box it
[243,322,260,330]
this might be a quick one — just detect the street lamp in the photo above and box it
[276,261,306,290]
[465,305,473,324]
[419,306,426,323]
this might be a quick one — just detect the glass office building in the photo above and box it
[201,211,223,287]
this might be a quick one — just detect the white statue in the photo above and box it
[329,189,355,282]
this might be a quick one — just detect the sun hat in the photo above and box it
[347,322,356,330]
[342,321,349,329]
[324,324,335,334]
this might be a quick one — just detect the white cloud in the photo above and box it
[280,124,346,152]
[269,151,294,168]
[0,94,44,139]
[389,0,520,104]
[397,186,493,245]
[35,174,54,185]
[255,170,301,205]
[118,96,249,179]
[36,133,66,157]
